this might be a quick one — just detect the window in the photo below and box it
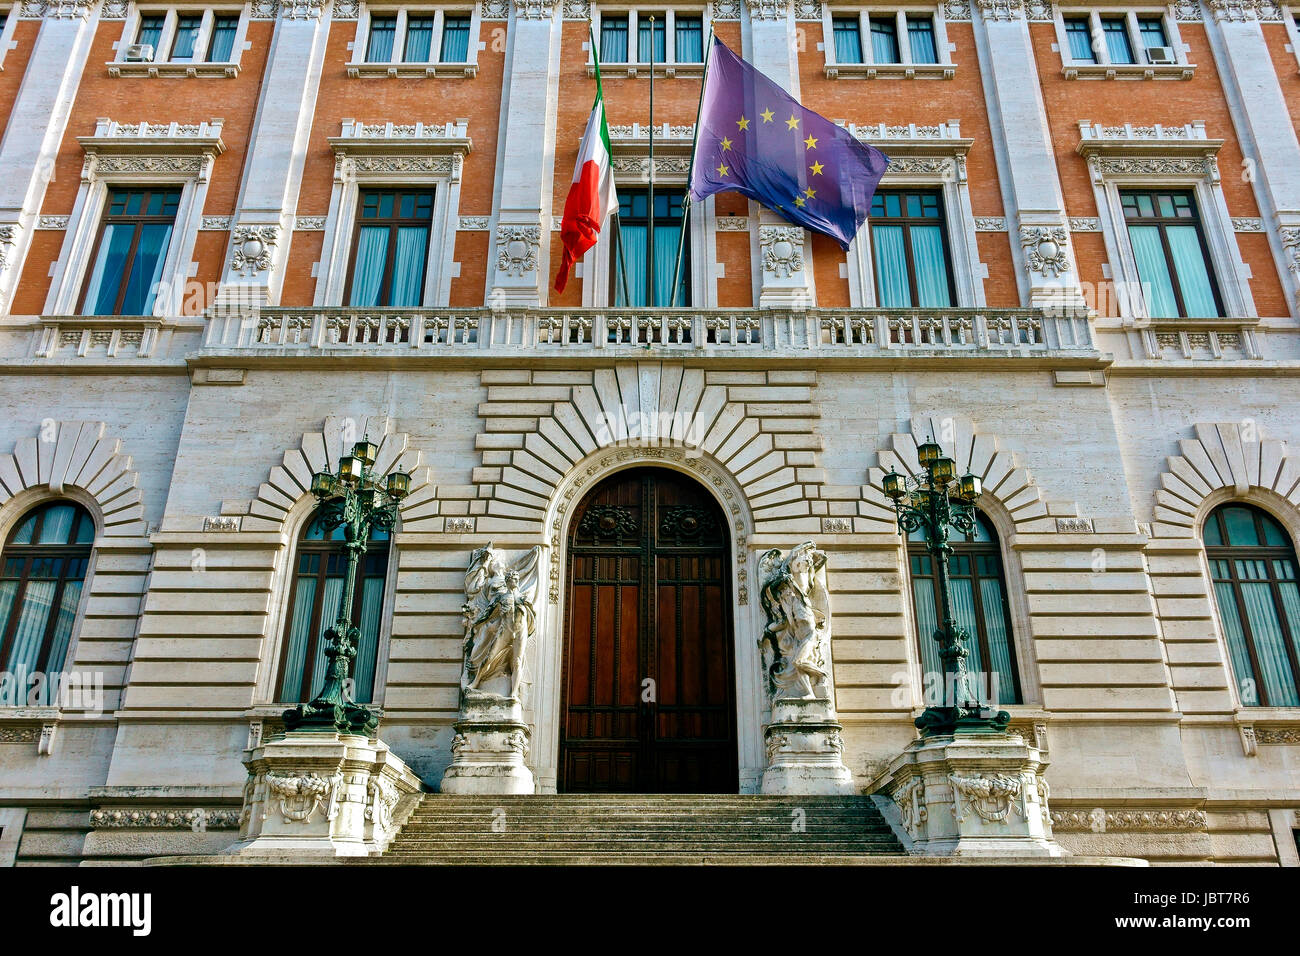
[1064,17,1096,62]
[1121,189,1221,318]
[207,14,238,61]
[80,187,180,316]
[870,18,899,63]
[1138,16,1167,50]
[0,502,93,698]
[137,13,165,52]
[360,9,475,65]
[869,189,955,308]
[125,9,243,66]
[597,11,706,66]
[1205,504,1300,708]
[906,16,937,64]
[1100,16,1133,64]
[823,11,950,77]
[1057,10,1189,75]
[612,187,689,307]
[832,17,863,64]
[675,14,702,62]
[909,512,1021,707]
[278,510,389,705]
[170,13,201,59]
[600,13,629,62]
[346,189,434,308]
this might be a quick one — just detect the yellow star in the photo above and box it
[794,195,806,208]
[804,135,818,150]
[736,116,750,131]
[720,136,733,151]
[786,115,800,130]
[809,161,824,175]
[804,187,816,198]
[760,108,775,123]
[716,162,730,177]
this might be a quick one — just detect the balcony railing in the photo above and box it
[204,307,1097,354]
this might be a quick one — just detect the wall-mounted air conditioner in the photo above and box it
[1146,46,1176,65]
[124,44,156,62]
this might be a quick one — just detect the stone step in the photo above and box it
[371,853,915,866]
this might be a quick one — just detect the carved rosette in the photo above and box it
[495,225,542,278]
[1019,225,1071,279]
[759,226,806,280]
[230,225,279,276]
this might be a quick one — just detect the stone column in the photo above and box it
[215,1,334,312]
[0,2,100,315]
[970,0,1084,309]
[487,0,562,307]
[745,0,816,307]
[1203,0,1300,316]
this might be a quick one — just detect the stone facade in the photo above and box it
[0,0,1296,865]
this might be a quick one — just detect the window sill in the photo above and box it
[347,61,478,78]
[1061,62,1195,80]
[587,62,705,79]
[108,60,241,78]
[824,62,955,80]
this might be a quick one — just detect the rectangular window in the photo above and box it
[367,14,397,61]
[638,13,665,62]
[1138,16,1167,48]
[136,13,165,55]
[832,17,863,64]
[1121,189,1222,318]
[206,14,239,62]
[675,14,703,63]
[440,14,471,61]
[80,187,180,316]
[170,13,202,59]
[906,16,938,64]
[404,14,434,61]
[869,190,954,308]
[347,189,434,308]
[600,14,629,62]
[1101,16,1134,64]
[870,18,899,63]
[612,188,689,307]
[1064,17,1096,62]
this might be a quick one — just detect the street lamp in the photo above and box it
[883,438,1009,737]
[282,440,411,736]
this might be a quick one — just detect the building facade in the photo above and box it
[0,0,1298,864]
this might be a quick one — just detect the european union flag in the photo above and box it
[689,37,889,250]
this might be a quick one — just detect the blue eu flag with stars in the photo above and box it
[689,37,889,249]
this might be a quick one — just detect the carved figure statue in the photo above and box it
[461,544,541,700]
[758,542,832,700]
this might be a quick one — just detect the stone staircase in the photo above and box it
[380,794,906,865]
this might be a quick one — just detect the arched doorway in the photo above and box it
[559,467,738,793]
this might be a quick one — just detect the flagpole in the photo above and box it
[668,28,713,309]
[648,16,656,308]
[591,25,632,307]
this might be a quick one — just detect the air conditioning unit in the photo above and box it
[1146,45,1176,65]
[124,43,155,62]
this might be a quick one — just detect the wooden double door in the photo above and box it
[559,468,738,793]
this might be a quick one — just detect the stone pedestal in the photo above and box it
[226,732,422,858]
[760,697,854,795]
[438,694,534,795]
[875,732,1065,858]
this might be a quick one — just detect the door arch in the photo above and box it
[559,467,739,793]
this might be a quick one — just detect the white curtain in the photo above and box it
[911,575,941,704]
[353,577,385,704]
[307,578,346,700]
[278,578,317,702]
[1238,559,1300,706]
[5,580,56,685]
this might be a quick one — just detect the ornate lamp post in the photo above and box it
[282,440,410,736]
[883,439,1010,737]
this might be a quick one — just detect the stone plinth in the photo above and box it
[438,694,534,795]
[760,697,855,795]
[876,732,1065,858]
[226,732,422,858]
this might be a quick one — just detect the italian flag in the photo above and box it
[555,91,617,293]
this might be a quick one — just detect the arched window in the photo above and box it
[908,511,1021,706]
[276,510,389,705]
[0,502,94,697]
[1204,503,1300,707]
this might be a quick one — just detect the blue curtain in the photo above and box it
[911,576,941,704]
[206,16,237,62]
[1214,576,1259,705]
[1065,22,1096,61]
[638,17,665,62]
[910,225,952,307]
[870,21,899,63]
[1166,225,1218,316]
[675,17,702,62]
[833,21,863,63]
[439,16,470,62]
[872,224,911,307]
[404,16,433,61]
[137,16,164,52]
[617,224,648,306]
[307,578,346,701]
[389,226,428,307]
[979,577,1015,706]
[122,223,172,315]
[349,226,389,307]
[949,577,987,693]
[1238,559,1300,706]
[171,15,201,58]
[907,18,937,64]
[653,224,680,306]
[600,19,628,62]
[82,224,134,315]
[1103,21,1133,63]
[353,576,385,704]
[367,16,396,61]
[1128,224,1179,318]
[39,505,76,543]
[278,578,317,701]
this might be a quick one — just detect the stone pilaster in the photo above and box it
[0,4,99,314]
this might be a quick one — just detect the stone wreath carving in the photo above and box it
[265,771,341,824]
[496,225,541,277]
[230,225,279,276]
[1019,225,1070,278]
[949,773,1023,824]
[760,226,805,279]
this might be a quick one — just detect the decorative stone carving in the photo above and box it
[18,0,95,18]
[1024,0,1053,19]
[90,808,240,829]
[820,517,852,533]
[975,0,1025,21]
[295,217,327,230]
[200,216,231,231]
[562,0,589,17]
[1280,228,1300,284]
[1050,808,1208,831]
[332,0,361,18]
[1256,726,1300,744]
[0,226,15,273]
[942,0,972,19]
[514,0,557,18]
[950,773,1023,824]
[446,516,475,532]
[460,544,541,701]
[1088,155,1218,183]
[265,771,342,823]
[1019,225,1071,278]
[1068,217,1101,232]
[230,225,279,276]
[759,226,806,280]
[716,216,749,231]
[793,0,823,19]
[480,0,510,18]
[459,216,490,230]
[1173,0,1203,19]
[746,0,790,19]
[974,217,1007,232]
[100,0,130,17]
[710,0,742,18]
[277,0,326,18]
[1208,0,1281,21]
[1231,217,1263,232]
[894,777,928,840]
[37,216,70,230]
[495,225,541,277]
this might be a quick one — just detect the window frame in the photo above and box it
[1053,7,1194,80]
[348,4,481,78]
[342,187,437,309]
[0,7,20,74]
[1118,187,1225,319]
[819,6,955,80]
[1203,503,1300,709]
[866,187,959,309]
[76,186,183,317]
[110,5,249,78]
[609,185,693,308]
[588,7,711,77]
